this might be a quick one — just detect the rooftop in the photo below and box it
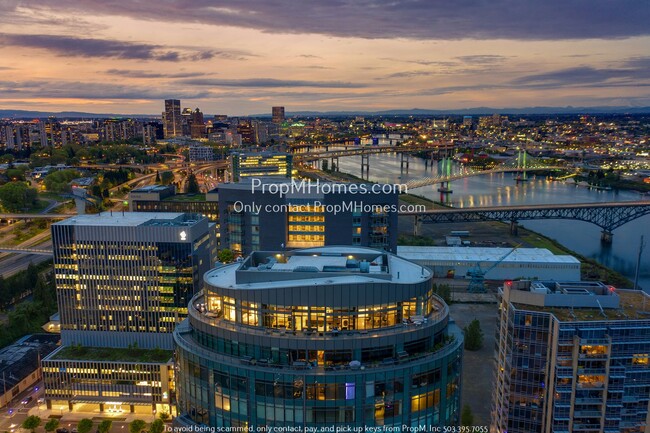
[54,212,202,227]
[131,185,172,193]
[50,345,173,363]
[508,282,650,321]
[162,193,206,202]
[397,246,580,264]
[0,334,60,390]
[206,246,431,290]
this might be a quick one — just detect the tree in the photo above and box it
[77,418,94,433]
[217,249,235,263]
[160,171,174,185]
[22,415,41,433]
[159,412,170,421]
[129,419,148,433]
[43,169,80,193]
[461,404,474,426]
[97,420,113,433]
[186,173,200,194]
[150,419,165,433]
[463,319,484,351]
[44,419,60,433]
[0,181,38,211]
[433,283,452,304]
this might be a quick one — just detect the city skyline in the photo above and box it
[1,1,649,115]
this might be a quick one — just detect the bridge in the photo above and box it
[294,142,455,161]
[405,165,569,189]
[401,201,650,243]
[0,213,69,220]
[0,247,53,255]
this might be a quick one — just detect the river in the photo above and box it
[332,151,650,291]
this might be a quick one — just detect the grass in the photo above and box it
[37,192,72,201]
[399,194,436,210]
[398,234,437,246]
[52,345,173,363]
[515,224,633,288]
[10,220,50,245]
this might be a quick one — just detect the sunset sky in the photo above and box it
[1,1,649,115]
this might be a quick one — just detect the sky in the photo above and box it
[1,0,650,115]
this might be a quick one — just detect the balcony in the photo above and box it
[187,291,449,342]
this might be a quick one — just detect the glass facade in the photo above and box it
[53,227,207,337]
[492,284,650,433]
[43,355,174,413]
[173,247,463,428]
[287,201,325,248]
[232,153,293,180]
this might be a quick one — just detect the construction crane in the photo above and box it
[467,245,519,293]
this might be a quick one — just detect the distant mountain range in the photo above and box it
[2,106,650,119]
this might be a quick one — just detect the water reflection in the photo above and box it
[334,152,650,291]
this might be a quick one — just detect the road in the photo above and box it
[0,223,54,277]
[0,381,156,433]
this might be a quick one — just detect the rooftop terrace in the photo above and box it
[50,345,173,363]
[206,246,431,289]
[512,289,650,322]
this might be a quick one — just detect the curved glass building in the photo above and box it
[174,246,463,428]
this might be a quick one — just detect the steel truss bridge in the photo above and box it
[401,201,650,243]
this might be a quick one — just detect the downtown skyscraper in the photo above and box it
[163,99,182,138]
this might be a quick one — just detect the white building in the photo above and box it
[397,246,581,281]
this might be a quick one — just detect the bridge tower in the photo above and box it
[516,149,528,183]
[437,156,453,196]
[400,152,409,172]
[361,153,370,179]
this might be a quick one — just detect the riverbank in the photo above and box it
[396,194,634,288]
[300,166,635,287]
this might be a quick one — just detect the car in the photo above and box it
[20,396,33,405]
[56,429,69,433]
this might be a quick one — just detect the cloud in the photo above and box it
[9,1,650,40]
[512,64,650,88]
[0,33,247,62]
[456,55,509,65]
[104,69,212,79]
[0,80,213,100]
[382,70,435,79]
[178,78,367,88]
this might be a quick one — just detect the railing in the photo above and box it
[187,292,449,341]
[174,319,462,373]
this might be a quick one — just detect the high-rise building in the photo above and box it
[173,246,464,428]
[190,108,206,139]
[100,118,141,143]
[492,280,650,433]
[231,152,293,181]
[163,99,182,138]
[50,212,213,349]
[42,213,214,415]
[237,119,256,144]
[272,106,285,124]
[218,178,398,255]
